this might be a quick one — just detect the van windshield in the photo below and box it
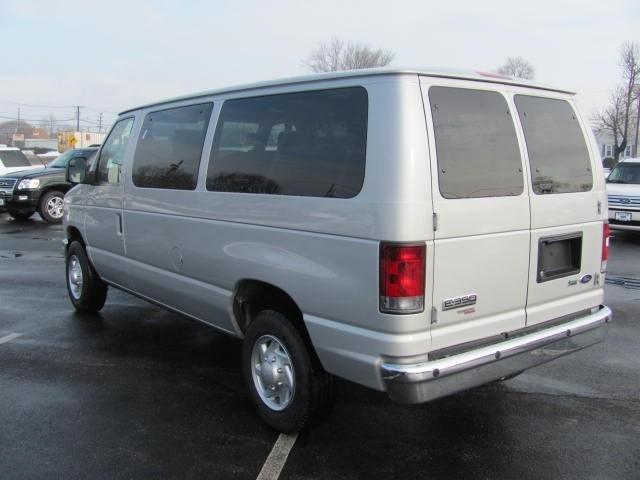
[0,150,31,167]
[607,163,640,184]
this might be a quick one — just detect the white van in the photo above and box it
[63,68,612,432]
[0,147,40,176]
[606,157,640,231]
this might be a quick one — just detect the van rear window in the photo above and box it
[206,87,368,198]
[514,96,593,194]
[429,87,524,199]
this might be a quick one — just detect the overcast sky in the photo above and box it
[0,0,638,128]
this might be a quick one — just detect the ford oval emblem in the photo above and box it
[580,274,593,284]
[621,198,631,204]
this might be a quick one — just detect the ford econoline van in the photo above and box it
[63,68,612,432]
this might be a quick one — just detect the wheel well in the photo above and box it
[66,226,85,249]
[39,186,69,203]
[233,280,315,350]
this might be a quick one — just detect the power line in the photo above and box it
[0,114,76,122]
[0,98,118,114]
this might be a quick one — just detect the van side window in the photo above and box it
[515,96,593,194]
[97,117,135,185]
[206,87,368,198]
[429,87,524,199]
[132,103,213,190]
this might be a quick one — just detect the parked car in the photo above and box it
[606,157,640,231]
[0,147,41,176]
[0,147,97,222]
[63,68,611,432]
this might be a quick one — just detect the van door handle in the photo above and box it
[116,213,123,237]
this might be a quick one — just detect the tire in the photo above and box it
[66,241,108,313]
[242,310,335,432]
[39,190,65,224]
[7,209,35,221]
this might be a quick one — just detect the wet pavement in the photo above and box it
[0,214,638,479]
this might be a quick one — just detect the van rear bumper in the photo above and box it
[381,305,612,404]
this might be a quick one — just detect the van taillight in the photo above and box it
[601,223,610,273]
[380,243,425,314]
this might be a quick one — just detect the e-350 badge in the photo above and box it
[443,293,477,311]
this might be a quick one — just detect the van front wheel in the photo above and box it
[242,310,335,432]
[66,241,108,313]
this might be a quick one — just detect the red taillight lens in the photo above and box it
[380,243,425,313]
[601,223,610,273]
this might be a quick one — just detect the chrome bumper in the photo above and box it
[381,305,612,404]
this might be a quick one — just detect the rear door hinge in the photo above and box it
[597,200,602,215]
[433,212,438,231]
[430,306,438,324]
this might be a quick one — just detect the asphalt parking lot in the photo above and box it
[1,215,639,480]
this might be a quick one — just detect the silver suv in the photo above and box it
[63,68,612,432]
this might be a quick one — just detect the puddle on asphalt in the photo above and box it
[0,251,63,259]
[605,276,640,290]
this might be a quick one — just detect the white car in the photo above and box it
[607,157,640,231]
[0,147,41,176]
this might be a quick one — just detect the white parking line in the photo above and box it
[0,333,22,345]
[256,433,298,480]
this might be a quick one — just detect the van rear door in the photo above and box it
[421,81,531,351]
[513,94,605,325]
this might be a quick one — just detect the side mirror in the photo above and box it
[66,157,87,184]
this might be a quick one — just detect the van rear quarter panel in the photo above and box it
[121,75,435,388]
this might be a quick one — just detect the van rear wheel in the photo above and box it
[66,241,108,313]
[242,310,335,432]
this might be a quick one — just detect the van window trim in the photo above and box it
[95,115,136,186]
[130,101,214,191]
[513,94,594,196]
[426,85,527,200]
[204,85,369,199]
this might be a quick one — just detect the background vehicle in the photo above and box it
[607,158,640,231]
[63,69,610,432]
[0,147,97,222]
[0,147,40,176]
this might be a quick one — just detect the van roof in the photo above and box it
[119,67,575,115]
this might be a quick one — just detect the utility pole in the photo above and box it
[97,112,103,133]
[634,95,639,157]
[75,106,81,132]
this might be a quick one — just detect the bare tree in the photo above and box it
[593,42,640,161]
[593,87,628,161]
[304,38,395,73]
[496,56,535,80]
[619,42,640,157]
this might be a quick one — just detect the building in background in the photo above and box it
[25,138,58,151]
[594,131,635,162]
[57,131,106,152]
